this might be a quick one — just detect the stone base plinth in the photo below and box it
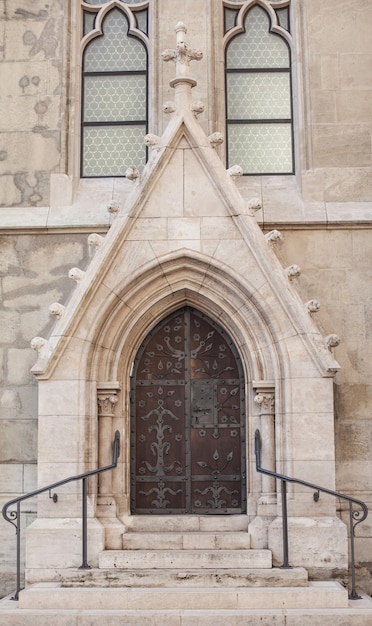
[268,517,348,573]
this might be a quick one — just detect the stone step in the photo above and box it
[18,581,349,611]
[2,588,372,625]
[122,531,251,550]
[55,566,309,588]
[121,514,249,532]
[99,548,272,570]
[2,606,372,626]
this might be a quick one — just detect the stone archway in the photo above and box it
[130,306,246,514]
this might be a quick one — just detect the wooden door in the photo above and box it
[131,308,246,514]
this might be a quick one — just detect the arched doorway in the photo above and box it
[130,307,246,514]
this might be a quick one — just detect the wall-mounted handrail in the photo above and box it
[2,430,120,601]
[255,429,368,600]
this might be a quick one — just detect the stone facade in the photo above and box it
[1,0,372,599]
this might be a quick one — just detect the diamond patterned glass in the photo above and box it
[225,4,293,173]
[228,123,293,174]
[276,8,290,31]
[84,75,146,122]
[81,3,148,177]
[226,5,289,69]
[135,10,148,34]
[83,11,95,35]
[227,72,291,119]
[224,8,238,33]
[82,125,146,177]
[84,9,146,72]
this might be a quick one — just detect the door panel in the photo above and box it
[131,308,246,514]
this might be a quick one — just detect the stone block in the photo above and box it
[127,217,167,241]
[0,131,60,174]
[336,420,372,462]
[141,148,184,218]
[0,310,20,344]
[7,349,36,385]
[37,415,84,463]
[0,463,23,493]
[336,91,372,124]
[340,54,372,89]
[0,239,18,275]
[38,379,89,417]
[0,174,23,206]
[335,383,372,421]
[335,460,372,493]
[26,518,104,570]
[168,217,201,240]
[23,463,37,493]
[0,420,37,462]
[268,517,348,571]
[0,389,22,416]
[99,549,272,571]
[324,167,372,203]
[289,377,334,414]
[18,581,348,611]
[301,170,326,203]
[287,413,336,462]
[200,217,241,240]
[310,91,336,124]
[320,55,340,90]
[183,149,227,217]
[312,125,371,168]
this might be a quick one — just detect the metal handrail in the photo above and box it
[255,429,368,599]
[2,430,120,601]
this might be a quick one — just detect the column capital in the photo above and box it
[97,382,121,417]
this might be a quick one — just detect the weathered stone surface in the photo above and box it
[0,0,372,604]
[0,420,37,462]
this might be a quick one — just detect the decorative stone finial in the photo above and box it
[247,197,262,216]
[265,230,283,245]
[49,302,65,319]
[227,164,243,179]
[88,233,105,250]
[306,299,320,313]
[208,132,224,148]
[31,337,47,352]
[68,267,85,282]
[162,22,203,81]
[125,167,140,181]
[325,334,340,349]
[286,264,301,280]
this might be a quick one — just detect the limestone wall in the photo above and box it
[0,0,67,207]
[1,0,372,597]
[0,234,89,597]
[279,228,372,591]
[300,0,372,203]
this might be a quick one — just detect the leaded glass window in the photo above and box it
[225,4,294,175]
[81,6,148,177]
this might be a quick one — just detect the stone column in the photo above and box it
[254,385,276,505]
[97,382,120,498]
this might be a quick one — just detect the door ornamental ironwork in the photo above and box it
[131,307,246,514]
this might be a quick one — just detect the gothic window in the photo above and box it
[81,2,149,177]
[224,1,294,175]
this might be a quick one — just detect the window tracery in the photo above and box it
[224,1,294,175]
[80,1,149,177]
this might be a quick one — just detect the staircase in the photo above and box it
[1,519,372,624]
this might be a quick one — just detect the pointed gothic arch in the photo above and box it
[130,306,247,515]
